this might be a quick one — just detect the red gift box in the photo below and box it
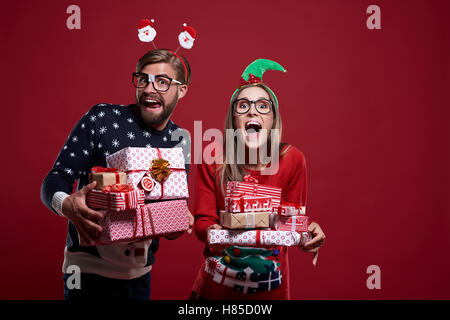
[224,196,272,213]
[139,200,190,237]
[80,199,190,245]
[274,215,309,232]
[226,175,282,209]
[272,203,306,216]
[86,184,145,211]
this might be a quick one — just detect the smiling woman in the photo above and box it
[223,83,285,182]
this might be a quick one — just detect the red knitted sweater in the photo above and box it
[192,144,307,300]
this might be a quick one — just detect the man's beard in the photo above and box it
[136,90,178,129]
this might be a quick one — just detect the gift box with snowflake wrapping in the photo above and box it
[106,147,189,201]
[80,199,190,245]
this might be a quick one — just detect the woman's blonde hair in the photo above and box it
[218,84,290,194]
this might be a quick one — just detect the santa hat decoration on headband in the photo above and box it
[231,59,287,107]
[178,23,196,49]
[138,19,157,43]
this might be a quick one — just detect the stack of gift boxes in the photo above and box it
[80,147,190,246]
[209,176,312,247]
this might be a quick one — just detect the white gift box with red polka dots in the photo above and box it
[208,229,303,247]
[106,147,189,201]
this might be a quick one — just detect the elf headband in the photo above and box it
[230,59,286,108]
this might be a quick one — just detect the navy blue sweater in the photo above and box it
[41,103,191,269]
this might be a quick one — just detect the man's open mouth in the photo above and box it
[142,97,162,110]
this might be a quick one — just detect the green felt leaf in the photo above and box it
[241,59,286,81]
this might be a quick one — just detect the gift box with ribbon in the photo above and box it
[224,195,272,213]
[86,184,145,212]
[106,147,189,201]
[89,166,127,190]
[273,215,309,232]
[272,203,306,216]
[139,200,190,237]
[208,229,304,247]
[80,199,190,245]
[220,210,270,229]
[226,175,282,210]
[79,207,147,246]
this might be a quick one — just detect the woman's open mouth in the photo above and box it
[245,121,262,139]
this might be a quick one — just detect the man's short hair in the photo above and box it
[136,49,191,85]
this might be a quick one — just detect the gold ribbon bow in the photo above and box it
[151,158,171,183]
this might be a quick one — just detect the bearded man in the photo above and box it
[41,49,193,300]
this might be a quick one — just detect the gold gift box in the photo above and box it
[89,171,127,190]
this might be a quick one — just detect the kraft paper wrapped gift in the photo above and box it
[80,199,190,246]
[106,147,189,201]
[208,229,303,247]
[224,196,272,213]
[86,184,145,212]
[89,166,127,190]
[220,210,270,229]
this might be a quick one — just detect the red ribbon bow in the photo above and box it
[281,202,301,209]
[239,74,262,88]
[90,166,122,185]
[91,166,119,173]
[100,184,135,211]
[276,202,301,216]
[102,184,134,193]
[243,175,258,184]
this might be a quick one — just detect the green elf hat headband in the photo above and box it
[230,58,287,107]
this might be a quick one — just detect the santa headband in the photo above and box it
[230,59,286,108]
[137,19,196,83]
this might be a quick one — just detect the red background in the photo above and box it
[1,0,449,299]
